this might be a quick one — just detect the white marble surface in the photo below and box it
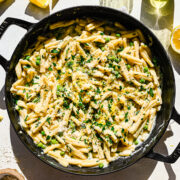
[0,0,180,179]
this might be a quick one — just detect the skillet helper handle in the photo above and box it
[0,17,34,71]
[145,107,180,163]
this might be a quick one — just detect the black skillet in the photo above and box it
[0,6,180,175]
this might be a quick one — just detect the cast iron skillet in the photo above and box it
[0,6,180,176]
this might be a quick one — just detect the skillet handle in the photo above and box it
[145,107,180,163]
[0,17,34,72]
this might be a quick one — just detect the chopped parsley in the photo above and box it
[140,78,145,83]
[51,49,59,54]
[121,128,124,134]
[84,139,88,144]
[53,62,56,67]
[117,47,124,52]
[71,55,76,60]
[152,58,158,66]
[144,125,148,130]
[96,87,101,94]
[23,64,31,69]
[149,88,154,97]
[57,85,64,92]
[35,121,41,128]
[33,95,40,103]
[66,60,74,68]
[69,121,75,128]
[48,65,53,71]
[63,99,70,109]
[125,112,128,121]
[36,56,41,65]
[111,126,115,131]
[24,55,30,60]
[129,41,134,46]
[24,115,28,122]
[46,117,51,124]
[106,121,112,127]
[144,67,149,73]
[46,135,51,141]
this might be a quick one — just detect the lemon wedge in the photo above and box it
[0,0,5,2]
[30,0,50,8]
[170,25,180,54]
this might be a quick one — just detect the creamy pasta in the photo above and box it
[10,18,162,168]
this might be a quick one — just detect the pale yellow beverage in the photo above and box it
[150,0,168,9]
[99,0,133,13]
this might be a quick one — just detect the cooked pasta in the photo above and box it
[10,18,162,168]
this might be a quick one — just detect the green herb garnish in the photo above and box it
[149,88,154,97]
[37,142,46,149]
[99,163,104,168]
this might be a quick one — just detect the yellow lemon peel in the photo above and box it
[30,0,50,8]
[171,25,180,54]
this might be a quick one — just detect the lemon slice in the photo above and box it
[170,25,180,54]
[30,0,50,8]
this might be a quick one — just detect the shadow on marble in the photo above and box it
[168,46,180,75]
[99,0,133,14]
[0,0,15,17]
[10,123,176,180]
[153,126,176,180]
[25,3,50,21]
[0,85,6,110]
[52,0,59,9]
